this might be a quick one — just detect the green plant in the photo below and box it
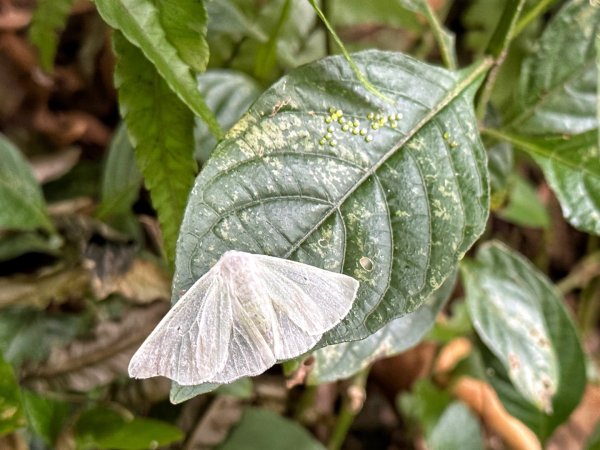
[0,0,598,448]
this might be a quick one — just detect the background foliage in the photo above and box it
[0,0,599,448]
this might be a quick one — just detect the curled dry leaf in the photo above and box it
[30,147,81,184]
[88,258,170,304]
[434,338,541,450]
[453,377,542,450]
[0,264,90,309]
[183,396,244,449]
[23,301,168,392]
[0,6,31,31]
[547,385,600,450]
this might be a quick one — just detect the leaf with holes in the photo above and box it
[506,0,600,135]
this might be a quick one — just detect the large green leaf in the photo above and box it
[94,0,222,137]
[0,353,23,436]
[21,390,69,446]
[463,241,585,440]
[0,134,53,233]
[308,272,454,384]
[497,174,550,229]
[97,124,142,225]
[217,408,325,450]
[488,129,600,235]
[428,402,484,450]
[75,406,183,450]
[507,0,600,135]
[0,308,87,367]
[194,70,262,162]
[28,0,75,72]
[113,33,197,260]
[175,50,490,345]
[397,378,452,436]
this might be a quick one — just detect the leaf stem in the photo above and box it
[513,0,558,38]
[475,0,527,120]
[307,0,393,103]
[421,1,456,70]
[321,0,334,55]
[327,368,369,450]
[557,251,600,294]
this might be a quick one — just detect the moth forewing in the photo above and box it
[128,251,359,386]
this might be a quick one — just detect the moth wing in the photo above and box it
[128,270,233,385]
[254,255,359,336]
[207,275,277,384]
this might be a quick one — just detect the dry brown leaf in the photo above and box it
[547,384,600,450]
[183,396,244,450]
[453,377,542,450]
[23,301,168,392]
[0,264,90,309]
[0,7,31,31]
[87,257,170,304]
[31,147,81,183]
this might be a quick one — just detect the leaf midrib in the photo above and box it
[282,58,493,258]
[483,128,600,180]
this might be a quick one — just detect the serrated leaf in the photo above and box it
[308,272,454,384]
[507,0,600,135]
[428,402,484,450]
[463,241,585,439]
[21,391,69,445]
[194,70,262,162]
[97,124,142,224]
[0,134,53,233]
[113,33,197,260]
[494,130,600,235]
[0,353,24,436]
[217,408,325,450]
[28,0,75,72]
[156,0,209,73]
[94,0,222,137]
[175,50,490,344]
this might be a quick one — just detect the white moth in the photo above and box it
[128,250,359,385]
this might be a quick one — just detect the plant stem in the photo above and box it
[308,0,393,102]
[556,251,600,294]
[421,1,456,70]
[475,0,527,120]
[321,0,333,55]
[327,368,369,450]
[577,278,600,335]
[513,0,558,38]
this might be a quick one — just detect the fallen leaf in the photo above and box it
[23,301,168,392]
